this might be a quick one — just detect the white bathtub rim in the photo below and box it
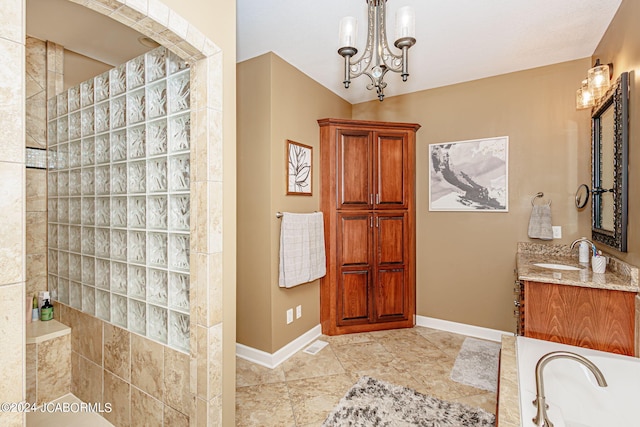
[516,336,639,427]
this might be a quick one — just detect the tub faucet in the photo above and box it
[532,351,608,427]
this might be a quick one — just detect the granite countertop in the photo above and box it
[516,242,639,293]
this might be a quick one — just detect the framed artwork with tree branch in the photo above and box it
[286,140,312,196]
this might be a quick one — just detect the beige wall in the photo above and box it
[353,59,593,332]
[237,53,273,351]
[236,52,351,353]
[593,0,640,266]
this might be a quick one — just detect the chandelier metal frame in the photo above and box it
[338,0,416,101]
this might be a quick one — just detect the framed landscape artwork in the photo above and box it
[286,140,312,196]
[429,136,508,212]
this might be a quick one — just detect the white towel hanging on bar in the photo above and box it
[278,212,326,288]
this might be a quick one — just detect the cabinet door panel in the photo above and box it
[338,270,370,323]
[524,281,635,356]
[338,131,372,209]
[339,214,371,266]
[375,213,405,265]
[375,133,407,208]
[375,269,406,320]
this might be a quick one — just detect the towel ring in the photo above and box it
[531,192,551,206]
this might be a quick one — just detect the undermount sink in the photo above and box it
[533,263,582,271]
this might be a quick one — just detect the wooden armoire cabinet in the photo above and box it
[318,118,420,335]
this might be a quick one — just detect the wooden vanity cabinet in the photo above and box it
[319,118,420,335]
[522,280,635,356]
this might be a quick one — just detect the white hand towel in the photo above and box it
[278,212,326,288]
[528,203,553,240]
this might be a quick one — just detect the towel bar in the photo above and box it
[276,211,318,218]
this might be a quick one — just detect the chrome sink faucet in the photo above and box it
[570,237,597,256]
[532,351,608,427]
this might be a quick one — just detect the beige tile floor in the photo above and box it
[236,326,498,426]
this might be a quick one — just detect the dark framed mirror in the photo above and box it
[591,71,629,252]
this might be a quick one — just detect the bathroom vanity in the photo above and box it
[515,243,639,356]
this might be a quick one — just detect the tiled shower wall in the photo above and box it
[25,37,49,301]
[12,0,228,423]
[47,46,191,353]
[0,0,26,425]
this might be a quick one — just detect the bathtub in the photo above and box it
[516,336,639,427]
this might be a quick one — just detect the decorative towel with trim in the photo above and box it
[278,212,326,288]
[528,202,553,240]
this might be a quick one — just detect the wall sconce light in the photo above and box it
[576,59,613,110]
[576,79,595,109]
[338,0,416,102]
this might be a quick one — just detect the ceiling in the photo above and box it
[28,0,623,104]
[238,0,623,103]
[26,0,153,67]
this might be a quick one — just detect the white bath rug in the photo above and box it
[450,337,501,392]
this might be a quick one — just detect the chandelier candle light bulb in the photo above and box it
[395,6,415,40]
[339,16,358,48]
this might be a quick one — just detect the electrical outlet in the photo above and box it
[286,309,294,324]
[296,305,302,319]
[552,226,562,239]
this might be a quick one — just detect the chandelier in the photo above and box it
[338,0,416,101]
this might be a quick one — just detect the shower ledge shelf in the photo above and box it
[26,319,70,344]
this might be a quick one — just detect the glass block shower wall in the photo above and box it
[46,47,191,353]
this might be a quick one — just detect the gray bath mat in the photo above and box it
[450,337,501,392]
[322,376,495,426]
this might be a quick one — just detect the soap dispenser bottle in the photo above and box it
[31,294,39,322]
[40,292,53,321]
[578,238,590,264]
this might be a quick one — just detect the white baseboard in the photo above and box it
[236,324,322,369]
[416,315,511,343]
[237,318,508,368]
